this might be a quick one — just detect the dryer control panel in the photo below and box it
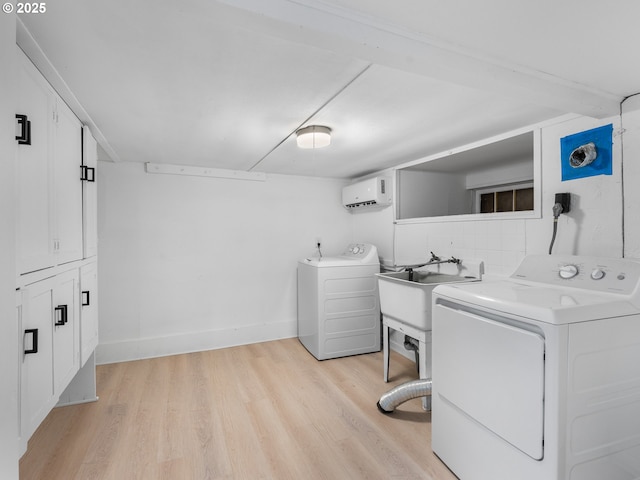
[511,254,640,295]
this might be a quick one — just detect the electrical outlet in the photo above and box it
[554,193,571,214]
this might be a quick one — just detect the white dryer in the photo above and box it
[297,243,380,360]
[431,254,640,480]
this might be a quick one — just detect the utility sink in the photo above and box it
[376,270,479,330]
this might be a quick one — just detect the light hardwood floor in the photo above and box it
[19,338,456,480]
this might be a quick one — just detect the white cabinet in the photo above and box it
[20,277,56,443]
[79,262,98,367]
[16,47,99,455]
[53,102,83,266]
[19,270,80,446]
[16,47,83,275]
[16,48,55,274]
[82,126,98,259]
[52,270,80,394]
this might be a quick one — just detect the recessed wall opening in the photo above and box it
[396,131,538,221]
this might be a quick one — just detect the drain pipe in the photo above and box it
[377,378,432,414]
[403,335,420,372]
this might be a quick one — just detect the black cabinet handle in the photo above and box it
[16,114,31,145]
[54,305,68,326]
[80,165,95,182]
[82,290,90,306]
[24,329,38,354]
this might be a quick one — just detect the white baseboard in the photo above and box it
[96,319,297,365]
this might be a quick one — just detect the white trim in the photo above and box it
[95,319,297,365]
[145,163,267,181]
[395,209,539,225]
[394,117,572,173]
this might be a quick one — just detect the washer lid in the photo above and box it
[433,280,640,325]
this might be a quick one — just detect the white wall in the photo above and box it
[465,158,532,189]
[96,162,352,363]
[398,169,469,218]
[526,114,624,258]
[622,94,640,259]
[349,206,395,267]
[0,13,19,479]
[345,170,396,267]
[363,113,626,276]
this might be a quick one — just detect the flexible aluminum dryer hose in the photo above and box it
[377,378,432,414]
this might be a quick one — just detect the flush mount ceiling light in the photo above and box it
[295,125,332,149]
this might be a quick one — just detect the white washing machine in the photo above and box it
[431,254,640,480]
[297,243,380,360]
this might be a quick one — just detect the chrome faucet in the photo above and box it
[403,252,461,278]
[426,252,461,265]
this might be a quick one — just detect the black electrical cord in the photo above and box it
[548,218,559,254]
[548,203,564,254]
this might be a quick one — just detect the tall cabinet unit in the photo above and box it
[80,125,99,371]
[16,46,99,455]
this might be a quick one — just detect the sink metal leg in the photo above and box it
[383,321,390,382]
[419,338,431,410]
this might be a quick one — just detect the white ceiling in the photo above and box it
[18,0,640,179]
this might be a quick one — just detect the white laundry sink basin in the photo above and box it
[377,270,479,330]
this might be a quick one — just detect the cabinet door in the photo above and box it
[53,99,83,265]
[79,262,98,367]
[17,293,26,456]
[21,278,55,441]
[82,126,98,259]
[16,48,55,275]
[52,269,80,395]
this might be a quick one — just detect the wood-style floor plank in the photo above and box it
[19,338,456,480]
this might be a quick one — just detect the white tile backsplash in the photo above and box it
[395,217,529,277]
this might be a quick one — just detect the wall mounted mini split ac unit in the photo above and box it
[342,176,392,211]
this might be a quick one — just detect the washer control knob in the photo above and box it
[591,268,606,280]
[559,264,579,279]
